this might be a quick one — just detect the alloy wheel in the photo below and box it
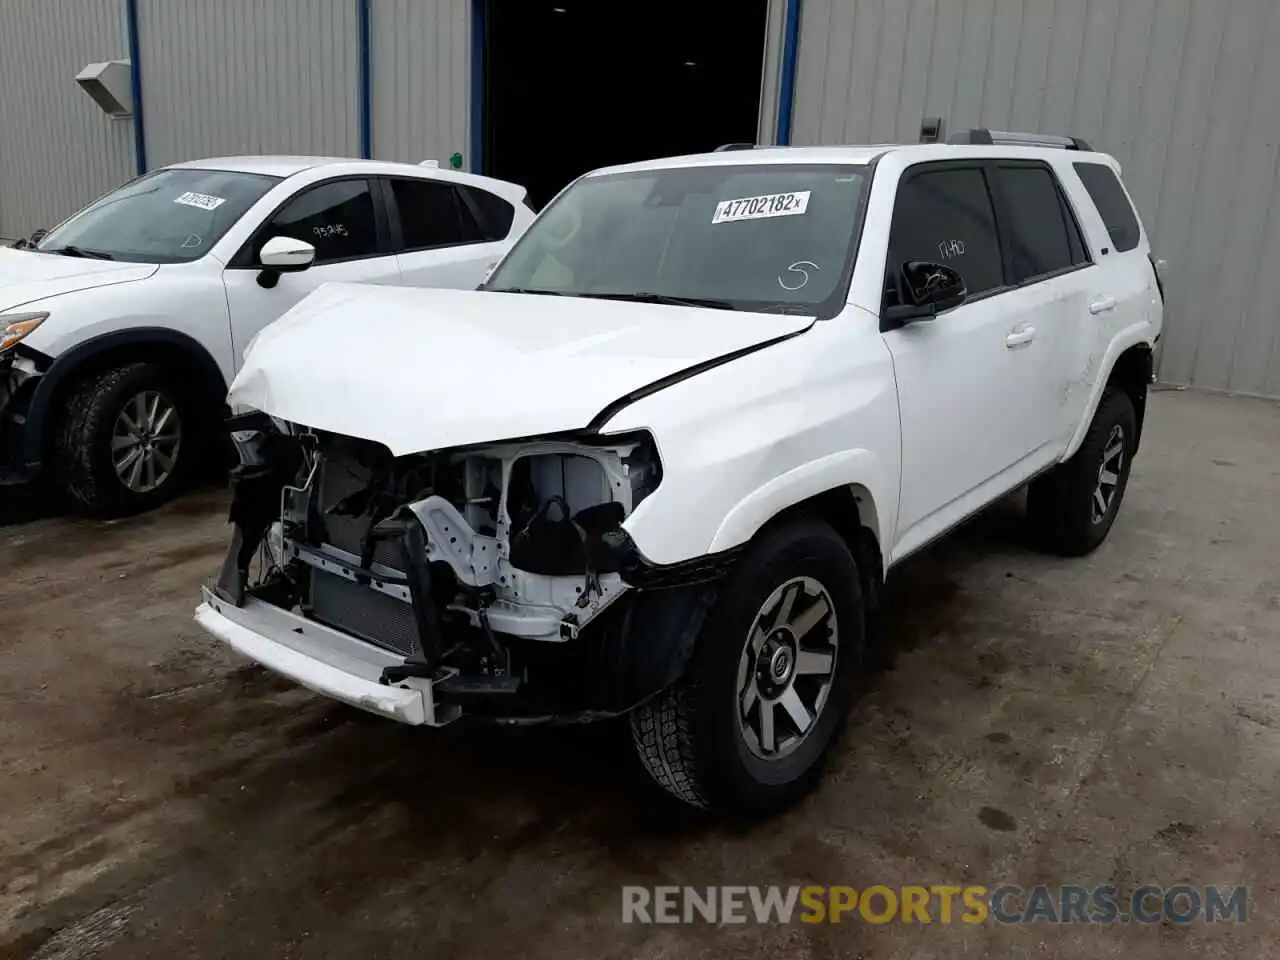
[736,575,839,760]
[1090,424,1125,525]
[111,390,182,493]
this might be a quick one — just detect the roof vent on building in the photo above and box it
[75,60,133,119]
[918,117,946,143]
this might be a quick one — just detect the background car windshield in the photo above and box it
[37,168,280,263]
[485,164,868,312]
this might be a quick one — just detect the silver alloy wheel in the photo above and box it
[1091,423,1125,525]
[736,575,839,761]
[111,390,182,493]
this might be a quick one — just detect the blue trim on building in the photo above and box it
[124,0,147,174]
[357,0,373,158]
[775,0,802,145]
[470,0,485,173]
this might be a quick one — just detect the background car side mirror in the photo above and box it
[257,236,316,288]
[13,228,47,250]
[882,260,967,330]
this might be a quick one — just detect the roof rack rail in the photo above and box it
[713,142,758,152]
[946,128,1093,152]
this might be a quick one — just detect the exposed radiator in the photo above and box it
[316,448,402,569]
[308,567,419,658]
[307,446,417,657]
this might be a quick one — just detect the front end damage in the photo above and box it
[0,345,49,483]
[196,414,735,726]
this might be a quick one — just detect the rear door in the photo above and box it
[223,177,401,365]
[1061,160,1153,430]
[384,176,519,289]
[988,160,1095,453]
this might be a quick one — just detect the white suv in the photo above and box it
[0,156,532,515]
[194,131,1162,817]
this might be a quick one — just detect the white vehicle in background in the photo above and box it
[0,156,533,516]
[195,130,1162,818]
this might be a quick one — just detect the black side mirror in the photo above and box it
[13,228,47,251]
[882,260,967,329]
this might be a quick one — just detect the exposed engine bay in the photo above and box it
[211,415,728,723]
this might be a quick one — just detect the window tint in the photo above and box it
[390,178,478,249]
[458,185,516,240]
[266,179,378,262]
[996,165,1085,281]
[1073,162,1141,252]
[888,167,1004,297]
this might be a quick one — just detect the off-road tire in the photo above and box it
[630,519,864,818]
[1026,389,1137,556]
[56,362,202,518]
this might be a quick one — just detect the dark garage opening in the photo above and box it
[482,0,770,210]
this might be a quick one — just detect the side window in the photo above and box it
[887,167,1005,299]
[995,165,1086,282]
[457,185,516,240]
[265,179,379,263]
[390,178,478,250]
[1073,162,1141,252]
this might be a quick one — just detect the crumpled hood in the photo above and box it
[229,282,814,454]
[0,246,157,312]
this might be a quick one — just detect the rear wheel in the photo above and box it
[56,362,202,517]
[1027,389,1137,556]
[630,519,864,817]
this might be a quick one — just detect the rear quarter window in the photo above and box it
[1073,162,1142,253]
[458,185,516,240]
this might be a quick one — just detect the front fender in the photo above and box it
[18,326,229,469]
[607,310,901,568]
[709,449,891,557]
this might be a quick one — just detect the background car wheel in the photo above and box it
[630,519,864,817]
[1026,389,1137,556]
[57,361,202,518]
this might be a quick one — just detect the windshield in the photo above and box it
[484,163,868,315]
[37,168,280,264]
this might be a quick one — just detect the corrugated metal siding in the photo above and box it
[0,0,135,240]
[793,0,1280,396]
[368,0,470,167]
[136,0,361,169]
[756,0,788,144]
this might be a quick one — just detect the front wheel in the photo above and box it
[56,362,202,517]
[630,519,864,817]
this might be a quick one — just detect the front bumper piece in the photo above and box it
[194,586,459,726]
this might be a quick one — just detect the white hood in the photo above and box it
[0,246,157,311]
[229,283,813,454]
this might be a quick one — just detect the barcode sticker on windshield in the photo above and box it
[712,190,810,224]
[174,191,226,211]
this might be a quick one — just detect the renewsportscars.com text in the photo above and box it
[621,884,1249,926]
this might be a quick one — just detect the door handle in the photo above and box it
[1006,325,1037,348]
[1089,295,1117,315]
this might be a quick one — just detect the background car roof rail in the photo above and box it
[713,142,759,152]
[946,128,1094,151]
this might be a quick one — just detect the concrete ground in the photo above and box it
[1,387,1277,959]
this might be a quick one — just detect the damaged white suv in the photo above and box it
[195,130,1163,817]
